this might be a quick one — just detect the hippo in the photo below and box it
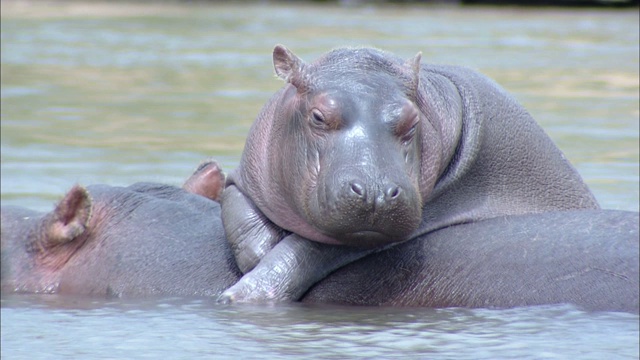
[1,164,638,313]
[1,160,236,297]
[220,45,600,302]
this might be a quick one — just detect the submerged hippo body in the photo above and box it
[305,210,639,312]
[1,176,638,313]
[1,161,238,297]
[220,45,599,301]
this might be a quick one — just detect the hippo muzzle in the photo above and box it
[309,166,423,247]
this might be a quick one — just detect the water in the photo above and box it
[2,294,639,359]
[1,2,638,358]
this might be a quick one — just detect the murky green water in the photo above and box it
[1,2,638,358]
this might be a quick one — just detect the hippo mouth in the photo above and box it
[332,229,410,248]
[313,187,422,247]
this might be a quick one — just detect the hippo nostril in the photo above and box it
[384,184,401,200]
[350,181,366,198]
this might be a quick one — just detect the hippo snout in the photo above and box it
[311,172,422,247]
[346,179,405,211]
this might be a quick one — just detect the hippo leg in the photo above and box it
[182,159,226,202]
[220,185,287,273]
[221,184,383,302]
[218,234,374,303]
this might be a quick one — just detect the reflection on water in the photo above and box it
[1,2,638,358]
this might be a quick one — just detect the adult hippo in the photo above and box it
[220,45,599,301]
[1,160,233,297]
[2,164,637,313]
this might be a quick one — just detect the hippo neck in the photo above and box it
[411,68,466,204]
[423,65,483,202]
[414,64,599,237]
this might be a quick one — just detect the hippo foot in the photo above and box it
[216,235,376,304]
[216,235,326,304]
[216,275,294,304]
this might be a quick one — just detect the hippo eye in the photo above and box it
[310,109,326,127]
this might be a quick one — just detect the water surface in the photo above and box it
[2,294,639,359]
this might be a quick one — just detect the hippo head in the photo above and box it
[244,45,446,248]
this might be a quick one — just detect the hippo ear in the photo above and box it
[404,52,422,100]
[182,159,226,202]
[43,185,93,248]
[273,44,306,90]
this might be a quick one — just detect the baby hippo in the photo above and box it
[219,45,599,302]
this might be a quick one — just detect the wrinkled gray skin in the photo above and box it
[220,45,599,302]
[307,210,638,313]
[1,176,637,312]
[1,160,236,297]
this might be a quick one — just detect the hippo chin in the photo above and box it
[219,45,599,302]
[1,166,638,313]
